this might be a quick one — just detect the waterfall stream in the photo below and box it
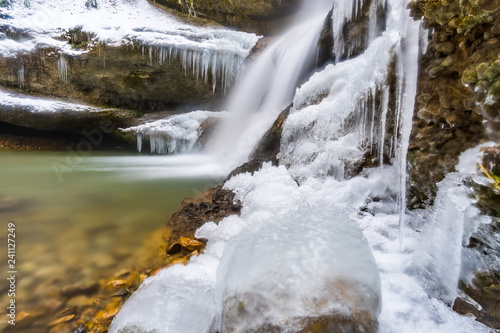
[110,0,493,332]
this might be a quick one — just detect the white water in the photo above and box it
[0,0,259,91]
[110,0,493,332]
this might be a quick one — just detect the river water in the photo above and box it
[0,151,217,320]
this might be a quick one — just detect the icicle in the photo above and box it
[136,134,142,153]
[379,85,389,168]
[57,56,68,84]
[394,5,420,236]
[18,65,25,89]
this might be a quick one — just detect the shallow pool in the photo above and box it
[0,151,218,319]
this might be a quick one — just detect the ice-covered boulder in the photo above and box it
[213,209,382,333]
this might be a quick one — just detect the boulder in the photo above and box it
[214,210,381,333]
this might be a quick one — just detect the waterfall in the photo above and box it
[207,2,333,168]
[107,0,493,331]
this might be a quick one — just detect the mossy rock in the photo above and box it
[462,66,478,85]
[414,0,494,35]
[487,79,500,100]
[476,62,491,80]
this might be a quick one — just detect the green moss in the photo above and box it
[418,0,492,35]
[237,300,245,312]
[62,26,95,50]
[484,66,500,82]
[487,79,500,99]
[476,62,490,80]
[462,66,478,85]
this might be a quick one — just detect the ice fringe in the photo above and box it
[0,0,259,91]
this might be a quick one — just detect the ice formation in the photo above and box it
[0,0,259,91]
[125,111,227,154]
[0,88,103,113]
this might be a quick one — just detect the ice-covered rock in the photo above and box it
[0,0,259,108]
[124,111,227,154]
[215,209,381,333]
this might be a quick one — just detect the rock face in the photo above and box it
[167,184,242,245]
[408,0,500,208]
[0,43,225,111]
[407,1,500,328]
[150,0,301,35]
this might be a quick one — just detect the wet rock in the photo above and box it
[481,146,500,175]
[0,196,24,212]
[476,62,491,81]
[492,23,500,35]
[94,308,120,323]
[0,99,137,136]
[16,311,42,329]
[179,237,205,251]
[228,105,291,179]
[445,110,468,127]
[48,314,76,327]
[56,307,77,319]
[66,296,95,310]
[435,41,456,55]
[166,242,182,254]
[195,117,222,150]
[105,280,129,291]
[454,272,500,329]
[167,185,241,242]
[429,65,445,78]
[60,281,99,298]
[43,298,66,314]
[441,54,458,67]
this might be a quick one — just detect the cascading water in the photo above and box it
[106,0,495,331]
[206,0,333,168]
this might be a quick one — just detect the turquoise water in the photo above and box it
[0,151,218,315]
